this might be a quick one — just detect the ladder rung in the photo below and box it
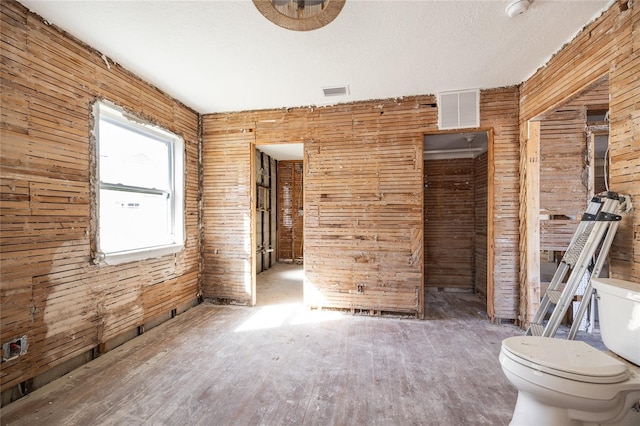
[529,323,544,336]
[546,290,563,304]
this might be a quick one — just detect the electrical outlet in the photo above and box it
[2,336,28,362]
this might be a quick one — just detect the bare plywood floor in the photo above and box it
[2,264,526,425]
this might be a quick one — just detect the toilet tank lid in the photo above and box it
[502,336,629,383]
[592,277,640,294]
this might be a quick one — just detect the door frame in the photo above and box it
[251,141,305,305]
[422,128,495,317]
[520,75,610,327]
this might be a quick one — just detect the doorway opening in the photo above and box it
[423,130,491,314]
[253,143,305,306]
[530,76,609,332]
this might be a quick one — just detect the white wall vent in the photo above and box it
[322,85,349,97]
[437,89,479,130]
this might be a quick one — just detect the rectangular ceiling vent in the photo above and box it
[322,85,350,97]
[437,89,479,130]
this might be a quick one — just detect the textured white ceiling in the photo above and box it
[19,0,613,114]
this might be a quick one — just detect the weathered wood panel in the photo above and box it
[203,100,432,315]
[519,2,639,325]
[202,90,520,318]
[304,130,423,315]
[474,151,488,296]
[424,158,475,291]
[538,109,586,256]
[292,162,304,262]
[0,1,200,399]
[480,87,521,320]
[277,160,303,263]
[540,220,581,252]
[255,150,276,273]
[540,110,587,216]
[539,78,610,252]
[423,153,488,295]
[277,161,294,261]
[201,116,253,303]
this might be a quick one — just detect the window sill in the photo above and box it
[95,243,184,266]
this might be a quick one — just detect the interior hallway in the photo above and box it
[0,264,605,425]
[256,262,304,306]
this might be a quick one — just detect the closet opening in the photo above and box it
[423,130,490,313]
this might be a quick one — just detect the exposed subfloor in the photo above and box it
[0,263,605,425]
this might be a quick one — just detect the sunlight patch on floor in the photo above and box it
[280,267,305,281]
[234,302,343,332]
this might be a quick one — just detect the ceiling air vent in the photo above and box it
[322,85,349,97]
[437,89,479,130]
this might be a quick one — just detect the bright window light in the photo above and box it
[94,101,184,265]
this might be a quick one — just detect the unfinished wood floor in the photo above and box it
[2,264,525,425]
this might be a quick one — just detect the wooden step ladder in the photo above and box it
[527,191,633,338]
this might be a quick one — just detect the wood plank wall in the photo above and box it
[202,88,520,319]
[0,1,200,402]
[539,110,586,251]
[277,160,303,263]
[292,162,303,262]
[255,149,276,273]
[424,158,475,292]
[539,78,610,252]
[540,110,587,216]
[480,88,521,320]
[4,0,635,404]
[423,153,488,295]
[201,115,253,303]
[474,152,488,296]
[303,123,424,315]
[519,1,640,325]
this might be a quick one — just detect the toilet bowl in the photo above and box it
[499,278,640,425]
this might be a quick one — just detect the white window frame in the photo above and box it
[93,101,185,266]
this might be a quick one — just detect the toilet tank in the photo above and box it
[592,278,640,365]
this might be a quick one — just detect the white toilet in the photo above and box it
[499,278,640,425]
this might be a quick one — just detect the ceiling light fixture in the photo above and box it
[505,0,531,18]
[253,0,346,31]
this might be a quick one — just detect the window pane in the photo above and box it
[99,189,172,253]
[99,118,170,190]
